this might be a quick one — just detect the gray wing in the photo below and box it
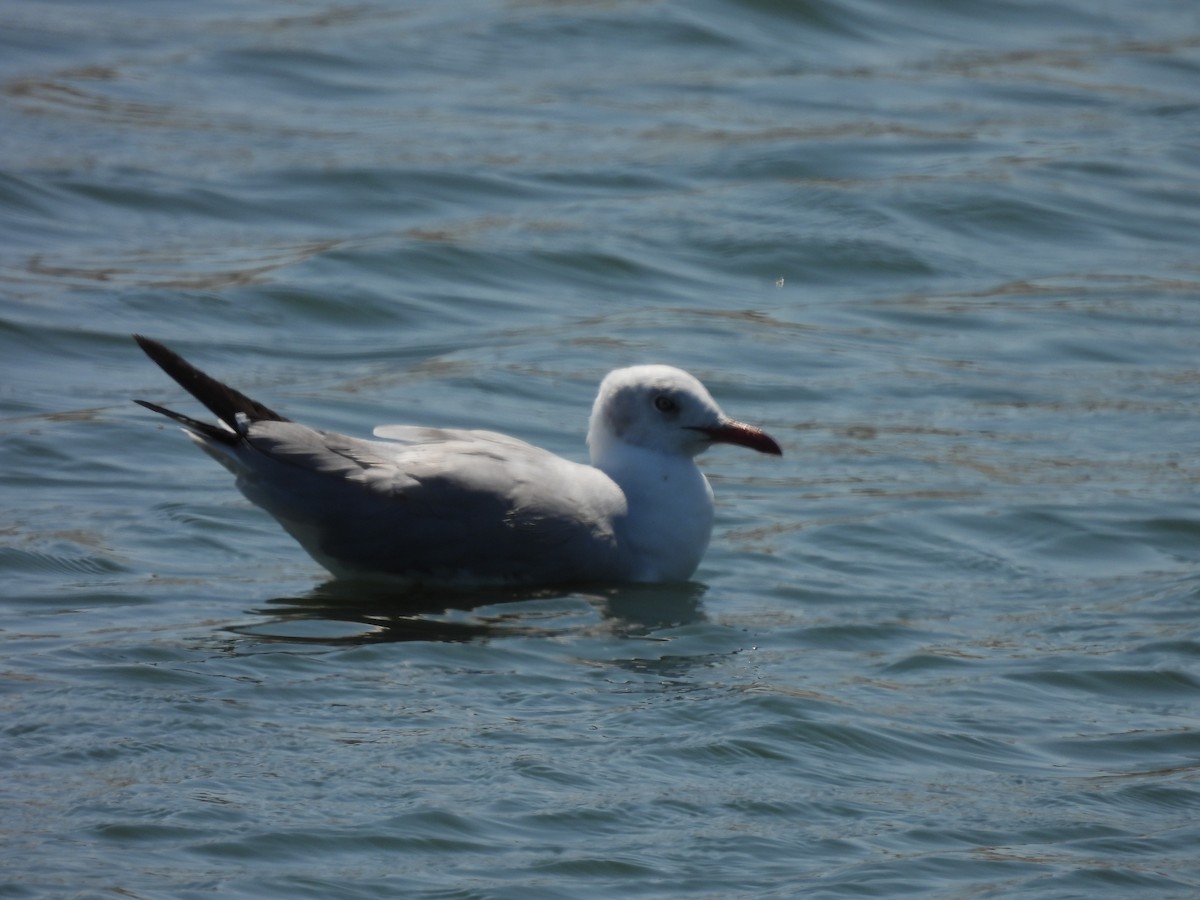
[212,421,630,583]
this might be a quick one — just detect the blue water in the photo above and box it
[4,0,1200,896]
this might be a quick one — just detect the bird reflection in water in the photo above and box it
[230,579,708,645]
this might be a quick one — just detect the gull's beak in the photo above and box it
[690,420,782,456]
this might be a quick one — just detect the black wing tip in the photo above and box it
[133,397,241,445]
[133,397,168,415]
[132,333,290,428]
[132,334,175,367]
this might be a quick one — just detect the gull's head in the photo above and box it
[587,365,782,463]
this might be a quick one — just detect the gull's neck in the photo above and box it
[590,437,715,582]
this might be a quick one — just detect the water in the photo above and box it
[3,0,1200,895]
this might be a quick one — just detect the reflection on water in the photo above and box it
[233,578,707,644]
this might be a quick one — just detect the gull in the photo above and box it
[133,335,781,585]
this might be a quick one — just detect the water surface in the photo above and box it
[3,0,1200,896]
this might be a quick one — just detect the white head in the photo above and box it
[586,365,781,465]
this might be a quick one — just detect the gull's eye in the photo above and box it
[654,394,677,413]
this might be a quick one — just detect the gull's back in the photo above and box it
[195,419,631,584]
